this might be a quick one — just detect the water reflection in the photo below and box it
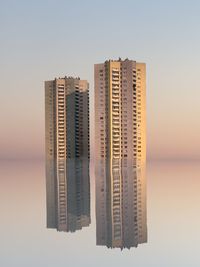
[46,158,90,232]
[45,157,147,249]
[95,159,147,249]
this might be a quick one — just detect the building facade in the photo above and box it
[94,58,146,166]
[45,76,90,162]
[45,76,90,232]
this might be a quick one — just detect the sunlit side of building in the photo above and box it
[94,58,146,166]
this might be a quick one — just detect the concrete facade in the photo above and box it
[45,76,90,232]
[94,59,146,166]
[45,76,89,161]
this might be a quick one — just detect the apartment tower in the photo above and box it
[45,76,90,232]
[96,159,147,249]
[94,58,146,165]
[45,76,89,161]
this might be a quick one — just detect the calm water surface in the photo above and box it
[1,160,200,267]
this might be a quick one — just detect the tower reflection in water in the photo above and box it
[46,158,90,232]
[95,159,147,249]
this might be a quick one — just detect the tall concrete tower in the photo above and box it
[94,58,146,166]
[45,76,90,233]
[45,76,89,161]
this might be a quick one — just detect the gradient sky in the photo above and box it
[1,0,200,160]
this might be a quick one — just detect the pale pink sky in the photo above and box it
[1,1,200,160]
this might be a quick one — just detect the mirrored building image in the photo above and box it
[46,158,90,232]
[95,159,147,249]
